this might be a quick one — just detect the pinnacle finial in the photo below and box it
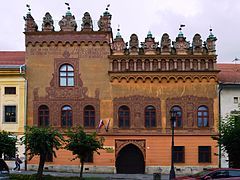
[106,4,110,11]
[116,24,121,38]
[26,4,31,14]
[65,2,70,10]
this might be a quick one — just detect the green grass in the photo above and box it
[10,174,105,180]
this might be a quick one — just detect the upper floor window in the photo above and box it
[84,105,95,128]
[197,106,209,127]
[5,87,16,94]
[171,106,182,128]
[59,64,74,87]
[61,105,72,127]
[4,105,16,123]
[145,105,156,128]
[38,105,49,127]
[118,105,130,128]
[198,146,211,163]
[136,60,142,71]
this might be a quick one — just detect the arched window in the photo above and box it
[153,59,158,71]
[113,60,118,71]
[118,105,130,128]
[129,60,134,71]
[61,105,72,127]
[59,64,74,87]
[145,60,150,71]
[145,105,156,128]
[121,60,126,71]
[84,105,95,128]
[197,106,209,127]
[38,105,49,127]
[171,106,182,128]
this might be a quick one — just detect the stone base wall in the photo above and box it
[27,164,218,175]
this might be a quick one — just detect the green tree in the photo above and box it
[0,131,17,159]
[213,114,240,168]
[65,127,104,179]
[21,126,64,180]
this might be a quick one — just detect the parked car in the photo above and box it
[0,159,9,180]
[175,168,240,180]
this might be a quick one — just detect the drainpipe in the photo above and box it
[218,83,223,168]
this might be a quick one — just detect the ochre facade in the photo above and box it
[24,8,219,174]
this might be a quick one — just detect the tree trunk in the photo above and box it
[80,159,84,179]
[37,153,46,180]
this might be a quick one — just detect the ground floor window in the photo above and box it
[198,146,211,163]
[173,146,185,163]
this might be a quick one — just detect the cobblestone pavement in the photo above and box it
[11,170,169,180]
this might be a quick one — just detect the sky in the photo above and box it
[0,0,240,63]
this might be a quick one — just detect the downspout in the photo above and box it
[218,83,223,168]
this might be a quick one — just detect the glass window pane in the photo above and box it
[60,72,66,76]
[60,78,66,86]
[68,78,74,86]
[68,72,74,76]
[67,65,73,71]
[60,65,66,71]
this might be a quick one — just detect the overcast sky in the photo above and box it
[0,0,240,63]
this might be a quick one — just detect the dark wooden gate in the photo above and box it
[116,144,145,174]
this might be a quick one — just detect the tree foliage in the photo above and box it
[65,127,104,179]
[0,131,17,158]
[21,126,64,180]
[213,114,240,168]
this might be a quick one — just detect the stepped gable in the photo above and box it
[81,12,93,31]
[217,64,240,83]
[0,51,25,65]
[42,12,54,32]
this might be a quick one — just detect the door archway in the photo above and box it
[116,143,145,174]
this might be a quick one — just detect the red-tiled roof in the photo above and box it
[0,51,25,65]
[217,63,240,83]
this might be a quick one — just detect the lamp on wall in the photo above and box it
[169,109,177,180]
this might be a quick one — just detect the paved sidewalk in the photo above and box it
[11,170,169,180]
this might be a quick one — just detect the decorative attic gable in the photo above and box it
[112,28,126,55]
[192,34,203,54]
[42,12,54,32]
[58,4,77,31]
[23,5,38,32]
[206,29,217,55]
[81,12,93,31]
[172,30,190,55]
[141,31,159,55]
[98,5,112,31]
[129,34,139,55]
[160,33,171,54]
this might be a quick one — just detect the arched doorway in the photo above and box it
[116,143,145,174]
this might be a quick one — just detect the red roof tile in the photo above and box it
[0,51,25,65]
[217,64,240,83]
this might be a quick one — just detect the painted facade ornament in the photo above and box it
[129,34,139,54]
[42,12,54,32]
[173,35,190,55]
[81,12,93,31]
[192,34,203,54]
[160,33,171,54]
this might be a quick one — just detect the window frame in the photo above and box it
[4,105,17,123]
[84,105,95,128]
[61,105,73,128]
[170,106,182,128]
[145,105,156,128]
[197,106,209,127]
[38,105,50,127]
[118,105,130,128]
[4,87,16,95]
[59,64,74,87]
[198,146,211,163]
[173,146,185,163]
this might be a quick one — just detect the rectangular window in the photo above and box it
[5,106,16,122]
[173,146,185,163]
[234,97,238,104]
[198,146,211,163]
[5,87,16,94]
[84,152,93,163]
